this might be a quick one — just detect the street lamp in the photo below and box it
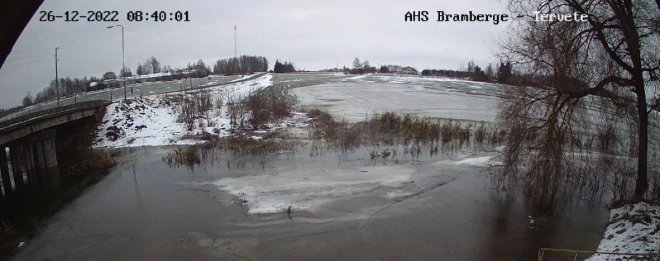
[106,25,126,100]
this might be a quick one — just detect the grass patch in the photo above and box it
[306,110,500,153]
[221,135,297,156]
[245,85,299,129]
[162,132,299,168]
[307,109,499,150]
[163,146,201,168]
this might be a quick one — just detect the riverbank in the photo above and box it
[586,201,660,260]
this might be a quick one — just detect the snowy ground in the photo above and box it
[93,74,309,148]
[586,202,660,260]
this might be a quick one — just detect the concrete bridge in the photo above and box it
[0,100,109,198]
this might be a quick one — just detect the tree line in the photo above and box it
[213,55,269,75]
[273,60,295,73]
[21,55,271,108]
[421,60,513,84]
[24,76,101,106]
[348,57,377,74]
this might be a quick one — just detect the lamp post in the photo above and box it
[106,25,126,100]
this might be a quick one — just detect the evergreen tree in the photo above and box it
[497,61,512,84]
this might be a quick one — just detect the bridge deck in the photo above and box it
[0,100,109,145]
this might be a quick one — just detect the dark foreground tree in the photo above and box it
[22,91,33,107]
[496,0,660,210]
[102,71,117,80]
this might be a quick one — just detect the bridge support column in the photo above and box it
[24,130,62,193]
[0,146,11,197]
[23,141,37,192]
[9,145,24,192]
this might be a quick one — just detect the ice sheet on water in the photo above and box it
[206,165,417,214]
[453,156,502,167]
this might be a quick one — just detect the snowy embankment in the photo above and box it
[93,74,309,148]
[586,202,660,260]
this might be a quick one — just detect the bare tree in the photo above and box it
[495,0,660,210]
[143,58,154,74]
[150,56,161,74]
[353,57,361,70]
[120,67,132,77]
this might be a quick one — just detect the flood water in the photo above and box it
[11,145,609,261]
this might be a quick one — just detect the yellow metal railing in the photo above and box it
[538,248,659,261]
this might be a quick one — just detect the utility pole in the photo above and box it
[234,25,238,74]
[121,25,126,99]
[106,25,126,100]
[55,47,60,107]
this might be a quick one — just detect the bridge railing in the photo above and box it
[0,100,110,130]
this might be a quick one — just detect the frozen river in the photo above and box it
[294,81,500,122]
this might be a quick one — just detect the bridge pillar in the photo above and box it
[23,141,38,192]
[9,145,24,192]
[0,146,11,197]
[24,130,62,193]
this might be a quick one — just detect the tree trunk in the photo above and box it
[633,87,649,200]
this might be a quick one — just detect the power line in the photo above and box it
[5,55,53,61]
[3,57,52,66]
[57,55,141,66]
[58,48,141,62]
[58,47,120,57]
[57,59,121,65]
[0,59,51,69]
[58,55,124,63]
[10,48,52,53]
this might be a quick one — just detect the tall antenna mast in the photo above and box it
[55,47,60,107]
[234,25,237,58]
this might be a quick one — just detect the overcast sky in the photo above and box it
[0,0,510,108]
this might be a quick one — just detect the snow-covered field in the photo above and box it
[92,74,311,148]
[586,202,660,260]
[293,77,500,122]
